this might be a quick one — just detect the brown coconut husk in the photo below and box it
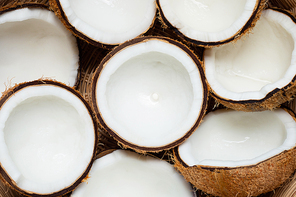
[173,107,296,197]
[156,0,269,48]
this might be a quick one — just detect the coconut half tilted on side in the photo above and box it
[0,80,97,196]
[91,36,208,152]
[204,8,296,111]
[49,0,156,46]
[174,108,296,197]
[157,0,266,47]
[71,149,195,197]
[0,6,79,97]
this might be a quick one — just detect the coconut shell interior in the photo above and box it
[0,0,296,197]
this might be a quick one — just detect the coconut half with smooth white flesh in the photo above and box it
[204,8,296,111]
[156,0,267,47]
[49,0,156,47]
[0,5,79,96]
[91,36,208,153]
[71,149,196,197]
[0,80,97,196]
[174,108,296,197]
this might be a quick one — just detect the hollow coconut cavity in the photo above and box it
[174,108,296,197]
[91,36,207,153]
[156,0,267,47]
[49,0,157,47]
[204,8,296,111]
[0,6,79,97]
[0,80,97,196]
[71,149,195,197]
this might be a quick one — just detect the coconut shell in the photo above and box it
[0,79,98,197]
[156,0,268,48]
[173,107,296,197]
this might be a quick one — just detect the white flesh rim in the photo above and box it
[0,85,95,194]
[158,0,257,42]
[96,39,204,148]
[59,0,156,45]
[71,150,194,197]
[204,9,296,101]
[0,8,79,97]
[178,108,296,168]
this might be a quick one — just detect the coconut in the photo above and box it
[0,5,79,96]
[91,36,208,153]
[0,80,97,196]
[204,8,296,111]
[174,107,296,197]
[71,149,196,197]
[49,0,157,48]
[156,0,267,47]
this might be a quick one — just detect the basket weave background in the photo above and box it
[0,0,295,196]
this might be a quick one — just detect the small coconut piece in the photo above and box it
[0,80,97,196]
[49,0,156,47]
[91,36,208,153]
[71,149,196,197]
[204,8,296,111]
[0,6,79,97]
[174,108,296,197]
[156,0,267,47]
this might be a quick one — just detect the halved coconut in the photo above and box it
[49,0,156,47]
[91,36,208,153]
[156,0,267,47]
[0,80,97,196]
[204,8,296,111]
[71,149,196,197]
[174,108,296,197]
[0,6,79,97]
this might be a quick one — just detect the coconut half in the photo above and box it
[91,36,207,153]
[174,108,296,197]
[204,8,296,111]
[0,6,79,97]
[49,0,156,47]
[71,149,195,197]
[0,80,97,196]
[156,0,267,47]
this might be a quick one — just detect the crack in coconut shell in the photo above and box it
[0,79,98,197]
[91,36,208,153]
[156,0,268,48]
[173,107,296,197]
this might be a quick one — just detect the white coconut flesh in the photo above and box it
[0,85,95,194]
[71,150,194,197]
[60,0,156,45]
[178,109,296,167]
[96,39,205,148]
[158,0,257,42]
[204,9,296,101]
[0,8,79,97]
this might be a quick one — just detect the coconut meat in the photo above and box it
[0,8,79,97]
[178,109,296,167]
[96,39,205,147]
[0,85,95,194]
[61,0,156,44]
[158,0,257,42]
[71,150,193,197]
[204,9,296,101]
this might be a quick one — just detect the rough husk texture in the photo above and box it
[174,148,296,197]
[211,80,296,112]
